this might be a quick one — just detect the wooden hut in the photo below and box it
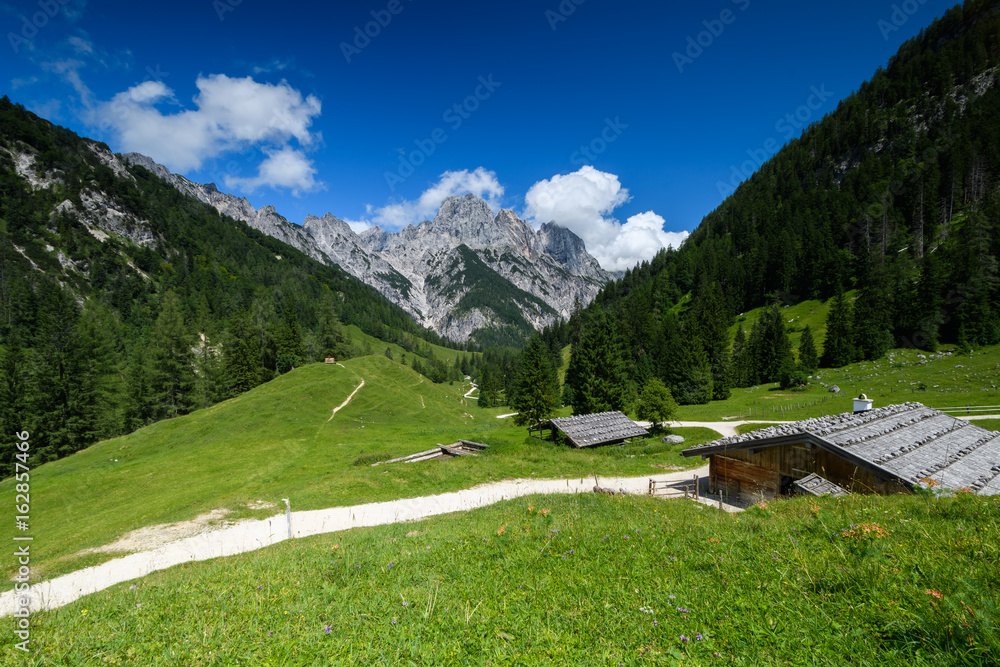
[681,402,1000,502]
[539,411,648,448]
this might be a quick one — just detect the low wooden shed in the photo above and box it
[681,402,1000,503]
[539,411,649,448]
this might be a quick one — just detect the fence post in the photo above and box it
[282,498,292,540]
[694,474,699,500]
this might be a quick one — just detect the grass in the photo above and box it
[973,419,1000,432]
[11,491,999,665]
[1,356,711,586]
[673,344,1000,422]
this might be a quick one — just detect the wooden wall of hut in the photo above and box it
[709,442,909,501]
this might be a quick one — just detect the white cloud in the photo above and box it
[598,211,689,272]
[224,146,321,196]
[42,58,93,108]
[524,166,631,250]
[341,218,374,234]
[369,168,504,228]
[524,166,687,271]
[67,36,93,54]
[91,74,323,194]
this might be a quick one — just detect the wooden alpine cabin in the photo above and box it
[681,402,1000,502]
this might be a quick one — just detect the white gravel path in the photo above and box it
[1,466,707,616]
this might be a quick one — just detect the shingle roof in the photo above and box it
[544,411,649,448]
[682,402,1000,495]
[793,473,850,497]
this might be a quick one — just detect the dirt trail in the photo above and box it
[0,466,709,615]
[327,380,365,421]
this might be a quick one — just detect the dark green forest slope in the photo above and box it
[564,0,1000,408]
[0,97,468,469]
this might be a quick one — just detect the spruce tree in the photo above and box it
[798,324,819,373]
[149,290,195,419]
[511,336,559,430]
[224,310,262,396]
[691,283,732,400]
[565,306,627,415]
[730,323,750,388]
[853,285,893,361]
[821,290,857,368]
[672,339,714,405]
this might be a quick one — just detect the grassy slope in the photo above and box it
[674,344,1000,422]
[729,295,842,354]
[12,492,998,666]
[2,357,710,584]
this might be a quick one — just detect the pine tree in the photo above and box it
[28,280,81,461]
[149,290,195,419]
[274,305,305,374]
[798,324,819,373]
[511,336,559,431]
[72,303,123,441]
[316,300,350,361]
[672,339,714,405]
[821,290,857,368]
[123,341,154,431]
[853,284,893,361]
[691,283,732,400]
[565,306,628,415]
[224,310,262,396]
[730,323,751,388]
[0,341,29,473]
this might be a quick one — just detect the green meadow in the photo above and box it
[2,356,709,586]
[9,491,999,666]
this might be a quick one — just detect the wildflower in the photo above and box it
[392,617,397,625]
[540,508,551,515]
[527,506,535,512]
[268,631,273,636]
[926,589,943,599]
[668,595,675,599]
[677,607,691,614]
[332,544,339,550]
[324,625,332,634]
[402,601,409,607]
[653,619,658,627]
[696,633,703,640]
[129,584,136,590]
[680,635,689,643]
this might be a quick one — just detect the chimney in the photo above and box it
[853,394,873,413]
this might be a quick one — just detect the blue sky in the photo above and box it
[3,0,958,270]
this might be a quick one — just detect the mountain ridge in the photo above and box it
[122,154,611,344]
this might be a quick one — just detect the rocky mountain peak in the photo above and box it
[429,193,495,235]
[303,212,357,241]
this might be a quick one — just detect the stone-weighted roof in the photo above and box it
[544,411,649,448]
[682,403,1000,495]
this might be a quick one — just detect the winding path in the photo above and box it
[0,466,707,616]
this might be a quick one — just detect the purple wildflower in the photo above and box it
[324,625,332,634]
